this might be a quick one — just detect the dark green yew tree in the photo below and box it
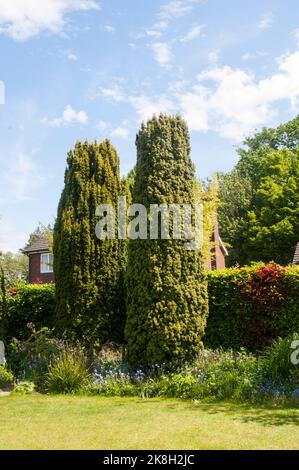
[53,140,126,346]
[125,115,208,368]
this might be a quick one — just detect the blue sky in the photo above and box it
[1,0,299,252]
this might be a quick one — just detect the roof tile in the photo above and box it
[23,237,50,254]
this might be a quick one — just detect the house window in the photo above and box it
[40,253,54,274]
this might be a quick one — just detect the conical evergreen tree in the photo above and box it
[54,139,126,346]
[125,115,208,368]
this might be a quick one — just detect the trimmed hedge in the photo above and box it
[1,284,55,340]
[205,264,299,351]
[1,264,298,351]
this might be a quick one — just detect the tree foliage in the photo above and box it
[125,115,208,368]
[25,223,53,252]
[0,252,28,287]
[245,149,299,264]
[219,115,299,265]
[195,175,221,267]
[218,170,253,265]
[53,139,127,346]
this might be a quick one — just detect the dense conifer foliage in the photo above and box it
[125,115,208,368]
[54,140,126,346]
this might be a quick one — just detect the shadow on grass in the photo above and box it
[111,397,299,427]
[111,396,299,426]
[188,402,299,427]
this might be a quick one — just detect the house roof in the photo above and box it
[22,237,50,254]
[293,242,299,265]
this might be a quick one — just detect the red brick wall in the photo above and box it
[205,218,226,271]
[214,243,226,269]
[29,253,55,284]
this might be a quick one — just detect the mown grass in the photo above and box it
[0,395,298,450]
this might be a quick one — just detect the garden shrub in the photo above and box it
[84,344,299,404]
[86,348,142,397]
[14,380,35,394]
[140,373,201,400]
[140,349,257,401]
[87,348,260,402]
[0,365,14,390]
[46,345,91,394]
[2,284,55,341]
[259,332,299,382]
[6,327,63,389]
[85,377,138,397]
[205,264,299,351]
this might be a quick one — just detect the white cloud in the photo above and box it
[168,80,188,92]
[128,95,175,122]
[98,85,124,102]
[111,127,129,138]
[44,105,88,127]
[208,50,219,63]
[152,20,169,31]
[67,52,78,61]
[0,0,100,41]
[150,42,173,67]
[159,0,193,20]
[257,13,273,30]
[96,120,109,131]
[145,29,162,38]
[151,0,199,32]
[179,49,299,140]
[0,218,29,252]
[179,88,210,132]
[95,85,126,103]
[4,153,45,202]
[241,51,267,61]
[92,44,299,143]
[104,25,115,33]
[292,28,299,46]
[97,81,175,122]
[180,24,206,43]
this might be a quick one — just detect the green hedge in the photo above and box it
[1,264,299,350]
[205,264,299,351]
[1,284,55,340]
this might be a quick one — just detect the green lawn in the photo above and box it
[0,395,298,450]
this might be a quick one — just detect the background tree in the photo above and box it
[0,252,28,287]
[125,114,208,368]
[219,115,299,266]
[245,148,299,264]
[53,139,126,347]
[25,223,54,252]
[218,170,253,265]
[195,174,221,267]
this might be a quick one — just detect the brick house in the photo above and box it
[23,238,54,284]
[23,220,227,284]
[293,242,299,265]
